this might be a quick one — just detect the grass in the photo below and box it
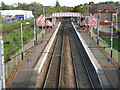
[3,29,34,61]
[2,19,34,32]
[101,37,120,50]
[1,19,34,61]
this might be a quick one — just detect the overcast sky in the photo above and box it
[1,0,120,7]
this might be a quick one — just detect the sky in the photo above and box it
[1,0,120,7]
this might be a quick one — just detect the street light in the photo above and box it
[110,18,114,61]
[21,22,30,60]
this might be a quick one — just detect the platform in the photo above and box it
[72,22,119,88]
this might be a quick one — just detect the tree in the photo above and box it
[73,5,87,13]
[16,2,29,10]
[84,3,88,6]
[55,0,60,7]
[89,1,95,5]
[1,2,10,10]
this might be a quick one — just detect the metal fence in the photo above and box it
[5,29,46,79]
[92,31,120,63]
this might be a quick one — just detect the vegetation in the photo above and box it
[101,37,120,50]
[2,19,34,32]
[46,7,73,13]
[1,2,43,17]
[1,2,42,10]
[3,29,34,60]
[55,0,60,7]
[89,1,95,5]
[1,2,15,10]
[2,19,34,61]
[73,4,87,13]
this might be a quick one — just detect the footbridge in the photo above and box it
[52,12,81,17]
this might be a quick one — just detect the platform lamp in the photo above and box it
[21,22,30,60]
[107,14,114,62]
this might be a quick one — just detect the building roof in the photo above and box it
[37,14,53,27]
[80,14,97,26]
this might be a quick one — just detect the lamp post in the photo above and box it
[110,18,113,61]
[108,15,114,62]
[21,22,30,60]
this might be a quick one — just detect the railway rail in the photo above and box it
[42,23,63,88]
[69,23,101,88]
[37,19,101,89]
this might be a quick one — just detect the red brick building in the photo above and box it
[86,4,117,23]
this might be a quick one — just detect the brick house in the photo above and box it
[86,4,117,23]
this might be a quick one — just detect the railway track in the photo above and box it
[59,22,76,88]
[39,19,101,89]
[42,23,63,88]
[69,22,101,89]
[69,24,92,88]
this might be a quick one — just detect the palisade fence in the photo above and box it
[4,29,46,79]
[92,31,120,63]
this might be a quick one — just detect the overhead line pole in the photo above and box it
[0,36,5,89]
[43,6,46,30]
[34,7,37,46]
[97,4,100,45]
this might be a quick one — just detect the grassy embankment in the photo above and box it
[102,37,120,62]
[101,37,120,51]
[2,19,34,61]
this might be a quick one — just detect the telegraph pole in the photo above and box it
[0,36,5,89]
